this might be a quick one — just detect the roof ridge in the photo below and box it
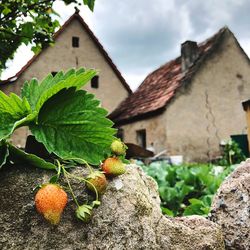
[110,26,234,124]
[0,11,132,93]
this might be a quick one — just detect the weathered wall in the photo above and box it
[1,18,129,147]
[121,114,167,154]
[166,32,250,161]
[120,31,250,161]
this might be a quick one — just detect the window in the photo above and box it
[72,36,79,47]
[136,129,146,148]
[117,128,124,141]
[91,76,99,88]
[51,71,58,77]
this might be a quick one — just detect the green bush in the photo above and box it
[218,139,246,166]
[139,161,235,217]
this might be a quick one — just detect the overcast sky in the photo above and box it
[2,0,250,90]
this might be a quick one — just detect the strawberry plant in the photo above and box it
[0,68,128,224]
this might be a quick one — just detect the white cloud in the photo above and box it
[1,0,250,91]
[1,45,33,80]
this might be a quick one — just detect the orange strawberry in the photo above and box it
[35,183,67,225]
[101,157,126,176]
[86,171,108,194]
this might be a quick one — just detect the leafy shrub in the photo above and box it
[139,161,235,217]
[218,139,246,166]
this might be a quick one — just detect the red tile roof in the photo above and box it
[0,10,132,94]
[110,27,231,124]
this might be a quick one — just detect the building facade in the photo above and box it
[111,27,250,161]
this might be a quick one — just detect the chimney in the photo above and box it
[181,41,199,72]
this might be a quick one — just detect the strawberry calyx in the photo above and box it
[76,204,93,222]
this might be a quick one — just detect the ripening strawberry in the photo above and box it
[111,139,127,156]
[86,171,108,194]
[35,183,68,225]
[101,157,126,176]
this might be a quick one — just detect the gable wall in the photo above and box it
[120,32,250,161]
[165,31,250,161]
[1,19,129,112]
[1,18,129,147]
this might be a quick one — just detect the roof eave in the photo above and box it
[111,107,166,126]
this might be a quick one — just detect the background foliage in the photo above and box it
[0,0,95,74]
[139,140,245,217]
[139,161,236,217]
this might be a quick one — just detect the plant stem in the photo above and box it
[63,168,99,202]
[7,142,56,170]
[55,159,62,178]
[62,166,79,207]
[63,157,94,174]
[85,161,94,174]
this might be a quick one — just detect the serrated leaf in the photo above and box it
[30,88,116,165]
[0,91,30,117]
[0,91,31,139]
[21,68,96,112]
[0,141,9,168]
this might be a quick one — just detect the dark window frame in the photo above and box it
[51,71,58,77]
[72,36,79,47]
[91,75,99,88]
[136,129,146,148]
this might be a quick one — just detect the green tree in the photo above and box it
[0,0,95,74]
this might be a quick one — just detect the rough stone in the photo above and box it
[209,160,250,250]
[0,164,224,250]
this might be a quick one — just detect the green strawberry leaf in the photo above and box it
[30,88,116,165]
[0,91,31,140]
[0,141,9,169]
[21,68,96,112]
[49,175,59,184]
[7,143,56,170]
[0,92,30,117]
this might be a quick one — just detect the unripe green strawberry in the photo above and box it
[101,157,126,176]
[35,183,67,225]
[86,171,108,194]
[111,139,127,156]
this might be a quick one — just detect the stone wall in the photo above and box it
[0,164,224,250]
